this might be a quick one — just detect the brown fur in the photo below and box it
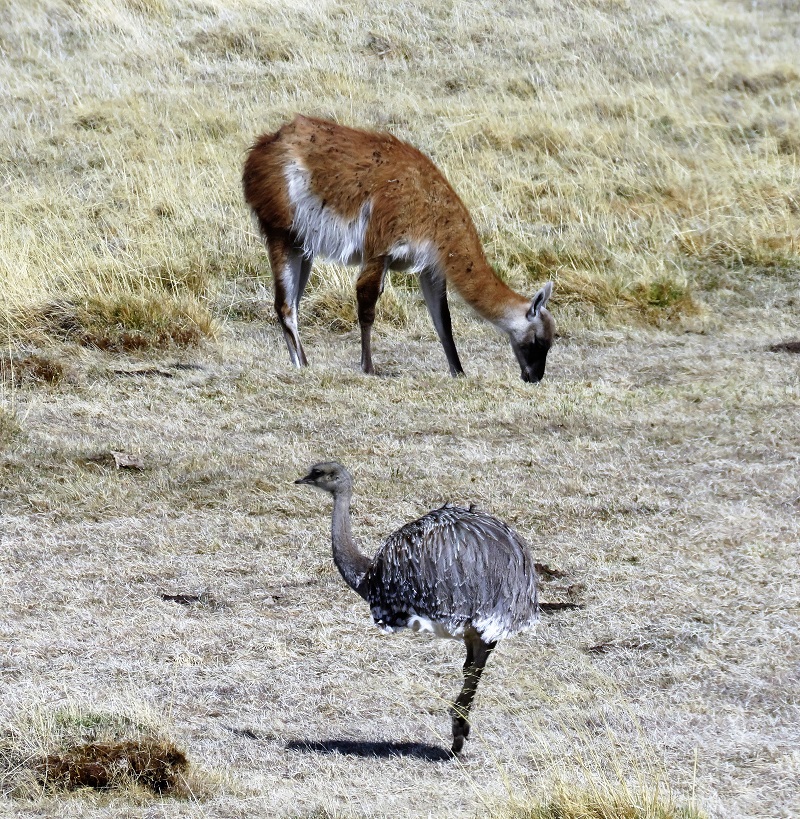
[243,115,554,379]
[243,115,527,321]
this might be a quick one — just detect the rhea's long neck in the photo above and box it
[330,488,371,600]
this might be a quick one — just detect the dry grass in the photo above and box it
[0,351,67,387]
[0,405,20,446]
[33,294,217,352]
[1,300,798,816]
[37,739,189,795]
[1,0,799,817]
[507,784,705,819]
[1,703,193,802]
[1,0,799,343]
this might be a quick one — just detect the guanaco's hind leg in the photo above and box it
[267,235,309,367]
[356,256,388,375]
[419,271,464,377]
[450,631,496,755]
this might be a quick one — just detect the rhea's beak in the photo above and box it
[294,473,313,485]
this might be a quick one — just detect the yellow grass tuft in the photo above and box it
[30,293,217,352]
[507,784,705,819]
[302,266,412,333]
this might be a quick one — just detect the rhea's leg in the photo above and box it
[267,235,308,367]
[356,257,387,375]
[450,632,496,755]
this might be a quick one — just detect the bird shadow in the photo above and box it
[285,737,452,762]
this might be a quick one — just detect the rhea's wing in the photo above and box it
[364,506,538,640]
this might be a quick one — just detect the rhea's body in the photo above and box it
[363,503,538,644]
[295,461,539,754]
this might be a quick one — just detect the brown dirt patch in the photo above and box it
[37,739,189,795]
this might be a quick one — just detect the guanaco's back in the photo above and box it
[243,115,554,381]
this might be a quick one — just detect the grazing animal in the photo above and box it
[295,461,539,755]
[243,115,555,381]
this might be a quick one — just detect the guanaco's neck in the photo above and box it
[330,488,371,599]
[438,245,530,334]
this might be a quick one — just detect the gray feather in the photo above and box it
[362,505,539,642]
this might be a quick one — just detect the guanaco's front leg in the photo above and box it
[419,270,464,377]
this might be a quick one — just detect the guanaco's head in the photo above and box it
[295,461,353,495]
[508,282,555,383]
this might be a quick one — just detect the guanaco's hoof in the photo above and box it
[451,735,465,755]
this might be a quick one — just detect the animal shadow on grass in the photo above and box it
[224,726,451,761]
[286,738,452,761]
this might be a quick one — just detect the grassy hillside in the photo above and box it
[1,0,798,344]
[1,1,799,818]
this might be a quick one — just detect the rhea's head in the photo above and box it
[295,461,353,496]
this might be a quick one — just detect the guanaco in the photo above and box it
[243,115,555,381]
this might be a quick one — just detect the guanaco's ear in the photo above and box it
[527,281,553,320]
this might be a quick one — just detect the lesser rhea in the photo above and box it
[295,461,539,754]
